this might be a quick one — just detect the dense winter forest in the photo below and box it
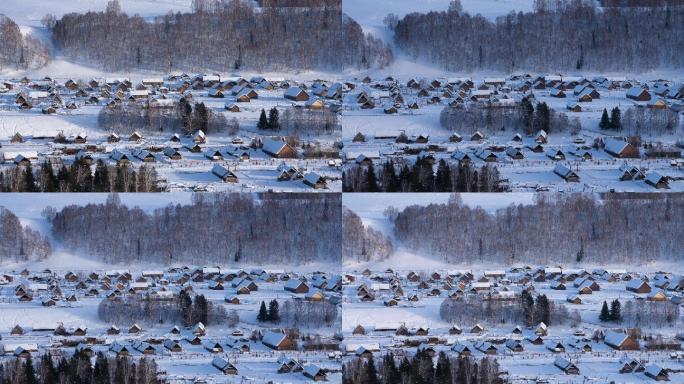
[48,193,340,265]
[98,100,232,136]
[0,160,161,192]
[0,207,51,263]
[391,0,684,71]
[391,193,684,264]
[0,352,159,384]
[343,352,500,384]
[49,0,391,72]
[280,299,338,328]
[440,100,580,135]
[440,292,581,328]
[343,159,502,192]
[0,15,50,71]
[278,107,341,137]
[342,208,393,262]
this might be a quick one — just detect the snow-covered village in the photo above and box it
[0,193,342,383]
[342,193,684,383]
[1,0,684,383]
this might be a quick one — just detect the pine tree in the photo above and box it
[365,355,379,384]
[93,160,110,192]
[93,352,110,384]
[40,353,59,384]
[267,107,280,130]
[57,165,69,191]
[40,161,58,192]
[576,238,585,262]
[610,106,622,131]
[599,108,610,129]
[193,294,209,325]
[257,109,268,130]
[535,102,551,133]
[178,290,193,326]
[22,162,37,192]
[434,351,452,384]
[536,294,550,325]
[610,299,621,322]
[257,301,269,322]
[599,301,610,322]
[365,162,379,192]
[435,159,452,192]
[193,102,209,134]
[24,355,37,384]
[268,299,279,323]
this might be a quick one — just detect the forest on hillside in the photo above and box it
[0,207,51,263]
[49,0,391,72]
[391,0,684,71]
[0,15,50,71]
[342,208,393,262]
[48,193,340,265]
[391,193,684,264]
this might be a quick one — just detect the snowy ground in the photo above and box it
[342,267,684,383]
[0,267,342,383]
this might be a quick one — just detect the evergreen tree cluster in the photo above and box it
[441,99,578,136]
[0,351,159,384]
[342,352,499,384]
[98,291,230,327]
[0,160,160,193]
[257,108,281,130]
[98,99,230,135]
[343,158,501,192]
[599,107,622,130]
[257,299,280,322]
[599,299,622,322]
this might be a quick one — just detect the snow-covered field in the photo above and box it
[342,266,684,383]
[0,266,342,383]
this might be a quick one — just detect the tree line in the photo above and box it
[343,158,502,192]
[440,291,580,328]
[0,14,50,71]
[343,352,500,384]
[391,193,684,264]
[342,208,393,263]
[0,160,161,192]
[622,106,681,136]
[440,99,579,135]
[49,193,341,265]
[98,291,235,328]
[0,351,159,384]
[280,298,339,328]
[49,0,391,72]
[0,207,51,263]
[98,99,232,136]
[392,0,684,71]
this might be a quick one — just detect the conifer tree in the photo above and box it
[257,301,269,322]
[599,301,610,322]
[599,108,610,129]
[268,299,279,323]
[257,109,268,129]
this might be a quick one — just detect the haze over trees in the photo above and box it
[342,208,393,262]
[0,14,50,70]
[0,207,51,263]
[390,193,684,264]
[440,99,579,135]
[98,100,230,136]
[392,0,684,71]
[49,193,341,265]
[49,0,391,72]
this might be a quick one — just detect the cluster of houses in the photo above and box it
[0,74,343,114]
[344,266,683,381]
[0,266,342,381]
[344,74,684,114]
